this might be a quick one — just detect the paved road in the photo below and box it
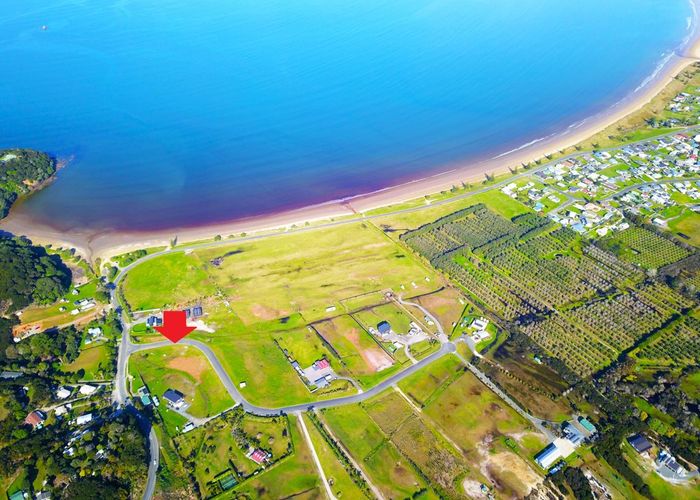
[105,126,700,279]
[127,336,455,416]
[106,125,700,498]
[110,288,159,500]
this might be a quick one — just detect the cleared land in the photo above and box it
[128,344,234,418]
[123,223,440,323]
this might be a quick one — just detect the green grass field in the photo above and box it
[122,252,216,310]
[668,209,700,246]
[63,343,111,380]
[232,414,321,499]
[321,404,429,499]
[275,327,339,369]
[128,344,234,418]
[123,223,440,323]
[302,414,367,499]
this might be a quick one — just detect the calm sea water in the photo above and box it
[0,0,693,231]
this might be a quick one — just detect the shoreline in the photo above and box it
[4,23,700,262]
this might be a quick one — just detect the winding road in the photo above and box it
[106,125,700,499]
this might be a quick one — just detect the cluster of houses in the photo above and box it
[627,433,690,479]
[146,305,205,328]
[534,416,597,471]
[523,132,700,237]
[668,90,700,114]
[69,297,96,316]
[502,180,562,213]
[467,317,491,342]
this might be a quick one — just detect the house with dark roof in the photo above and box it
[627,434,652,454]
[377,321,391,335]
[163,389,185,409]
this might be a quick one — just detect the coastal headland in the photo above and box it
[3,30,700,262]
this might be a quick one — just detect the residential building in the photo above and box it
[24,410,46,429]
[163,389,186,409]
[627,434,653,454]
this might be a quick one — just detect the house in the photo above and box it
[35,491,51,500]
[56,386,72,400]
[146,316,163,328]
[470,318,489,331]
[192,306,203,318]
[0,371,23,380]
[55,405,70,417]
[76,413,93,425]
[627,434,652,454]
[25,410,46,429]
[182,422,195,433]
[163,389,186,409]
[247,448,271,464]
[313,358,330,371]
[79,384,98,396]
[313,376,330,389]
[562,422,583,445]
[8,490,25,500]
[377,321,391,335]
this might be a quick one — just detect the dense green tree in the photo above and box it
[0,149,55,218]
[0,236,71,312]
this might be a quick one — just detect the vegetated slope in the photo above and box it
[0,149,55,218]
[0,236,71,314]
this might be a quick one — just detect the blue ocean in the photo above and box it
[0,0,693,231]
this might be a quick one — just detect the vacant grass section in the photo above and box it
[313,315,395,384]
[122,252,216,310]
[322,404,429,499]
[122,223,440,323]
[398,355,464,407]
[128,344,234,418]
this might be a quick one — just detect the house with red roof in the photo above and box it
[25,410,46,429]
[247,448,271,464]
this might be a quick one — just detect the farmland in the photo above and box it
[321,403,430,499]
[400,202,697,377]
[323,368,546,499]
[604,227,691,269]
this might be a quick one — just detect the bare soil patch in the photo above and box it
[346,327,392,372]
[167,354,207,382]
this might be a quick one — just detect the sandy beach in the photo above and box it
[4,25,700,262]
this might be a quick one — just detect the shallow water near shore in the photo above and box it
[0,0,694,232]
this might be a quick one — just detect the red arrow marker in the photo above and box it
[154,310,196,343]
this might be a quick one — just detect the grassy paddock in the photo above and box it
[128,344,234,418]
